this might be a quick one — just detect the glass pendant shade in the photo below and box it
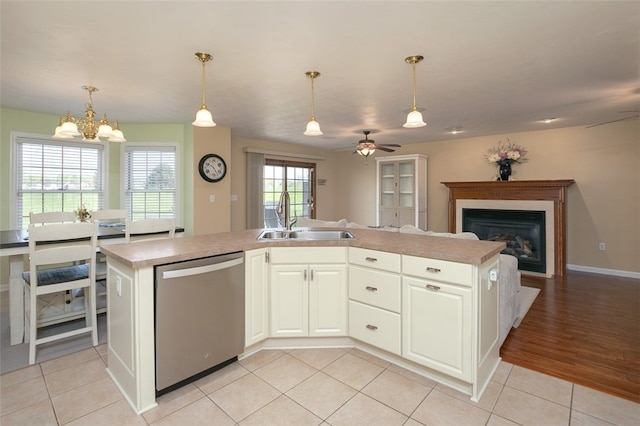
[97,124,113,138]
[193,107,216,127]
[403,109,427,128]
[108,122,127,142]
[357,147,375,157]
[304,117,323,136]
[59,120,80,136]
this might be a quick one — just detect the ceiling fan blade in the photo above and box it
[377,144,402,148]
[587,114,640,128]
[377,146,396,152]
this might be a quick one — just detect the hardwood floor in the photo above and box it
[501,270,640,403]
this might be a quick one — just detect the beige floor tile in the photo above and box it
[238,349,286,371]
[569,409,617,426]
[209,373,281,422]
[486,413,521,426]
[66,399,147,426]
[0,397,57,426]
[44,357,108,396]
[493,386,570,426]
[361,369,431,415]
[40,347,100,375]
[142,383,205,424]
[0,364,42,389]
[434,379,503,412]
[0,375,49,416]
[194,361,250,395]
[239,394,322,426]
[492,361,513,385]
[286,371,357,419]
[386,363,438,388]
[412,390,491,426]
[571,384,640,426]
[506,365,573,407]
[151,396,235,426]
[403,419,425,426]
[322,352,384,390]
[288,347,349,369]
[349,348,392,368]
[51,376,123,424]
[326,393,407,426]
[254,353,317,392]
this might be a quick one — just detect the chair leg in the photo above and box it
[29,285,37,365]
[85,284,98,346]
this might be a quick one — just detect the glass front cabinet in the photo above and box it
[376,154,428,228]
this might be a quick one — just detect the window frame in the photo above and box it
[9,132,109,230]
[263,158,316,228]
[120,141,181,224]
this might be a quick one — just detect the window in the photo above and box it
[263,159,315,228]
[123,144,178,221]
[11,133,106,230]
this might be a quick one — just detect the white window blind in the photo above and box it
[124,145,177,220]
[14,135,105,230]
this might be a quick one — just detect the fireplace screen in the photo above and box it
[462,208,546,273]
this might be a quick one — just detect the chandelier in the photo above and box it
[53,85,126,142]
[303,71,323,136]
[403,55,427,128]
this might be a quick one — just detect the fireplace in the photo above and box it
[442,180,574,277]
[462,208,546,273]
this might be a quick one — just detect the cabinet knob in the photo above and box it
[366,324,378,331]
[365,257,378,262]
[426,284,441,291]
[425,267,441,273]
[365,286,378,292]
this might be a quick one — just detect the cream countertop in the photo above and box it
[100,228,505,269]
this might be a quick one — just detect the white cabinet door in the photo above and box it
[402,276,472,381]
[270,265,308,337]
[309,264,347,336]
[245,248,269,346]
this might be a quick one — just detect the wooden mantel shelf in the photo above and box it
[441,180,575,277]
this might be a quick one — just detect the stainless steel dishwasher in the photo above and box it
[154,251,245,396]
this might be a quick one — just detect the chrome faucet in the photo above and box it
[277,190,297,230]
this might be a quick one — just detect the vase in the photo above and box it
[498,161,512,181]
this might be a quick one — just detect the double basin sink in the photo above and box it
[258,229,354,241]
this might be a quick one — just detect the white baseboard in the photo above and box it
[567,264,640,280]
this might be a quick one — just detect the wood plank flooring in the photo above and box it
[501,270,640,403]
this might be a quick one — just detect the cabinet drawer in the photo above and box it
[349,300,401,355]
[270,247,347,264]
[402,255,473,287]
[349,266,401,313]
[349,247,401,273]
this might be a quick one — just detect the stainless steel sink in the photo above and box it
[258,229,354,240]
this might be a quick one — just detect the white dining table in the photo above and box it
[0,226,183,345]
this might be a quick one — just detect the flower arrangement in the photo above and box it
[484,139,528,165]
[75,204,91,222]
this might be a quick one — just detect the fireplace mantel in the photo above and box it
[442,180,575,277]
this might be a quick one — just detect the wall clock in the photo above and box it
[198,153,227,182]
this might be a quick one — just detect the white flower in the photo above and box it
[507,150,520,160]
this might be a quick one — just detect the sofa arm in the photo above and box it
[499,254,521,346]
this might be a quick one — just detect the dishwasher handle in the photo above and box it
[161,257,244,279]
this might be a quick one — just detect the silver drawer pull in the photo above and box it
[365,257,378,262]
[425,267,441,273]
[366,324,378,331]
[365,286,378,292]
[426,284,441,291]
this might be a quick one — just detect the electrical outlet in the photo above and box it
[599,242,606,251]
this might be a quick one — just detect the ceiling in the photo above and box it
[1,1,638,151]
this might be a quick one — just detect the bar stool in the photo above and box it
[125,218,175,242]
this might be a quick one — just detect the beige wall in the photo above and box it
[335,121,640,274]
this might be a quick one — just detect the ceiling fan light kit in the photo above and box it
[52,85,126,142]
[355,130,401,157]
[192,52,217,127]
[403,55,427,128]
[303,71,323,136]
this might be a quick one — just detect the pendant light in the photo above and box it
[192,52,216,127]
[403,55,427,128]
[303,71,323,136]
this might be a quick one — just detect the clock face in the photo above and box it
[198,154,227,182]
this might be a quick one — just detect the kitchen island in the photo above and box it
[100,228,504,414]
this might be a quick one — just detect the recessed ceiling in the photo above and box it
[1,1,638,150]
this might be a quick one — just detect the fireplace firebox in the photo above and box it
[463,208,546,273]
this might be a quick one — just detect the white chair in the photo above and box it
[125,218,175,243]
[23,221,99,364]
[90,209,127,281]
[29,211,76,225]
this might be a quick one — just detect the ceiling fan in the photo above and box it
[354,131,401,157]
[586,111,640,128]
